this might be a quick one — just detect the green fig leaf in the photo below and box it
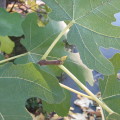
[99,53,120,116]
[0,63,65,120]
[0,8,23,36]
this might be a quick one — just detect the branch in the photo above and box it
[9,1,17,12]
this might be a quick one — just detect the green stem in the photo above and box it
[58,65,114,114]
[41,21,74,60]
[59,83,93,100]
[0,53,28,64]
[99,105,105,120]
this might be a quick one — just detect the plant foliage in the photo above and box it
[100,53,120,118]
[0,0,120,120]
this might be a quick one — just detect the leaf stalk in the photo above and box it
[60,83,93,100]
[41,21,74,60]
[58,65,114,114]
[0,53,28,64]
[0,52,92,100]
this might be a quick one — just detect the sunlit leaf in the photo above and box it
[27,0,38,10]
[0,36,15,54]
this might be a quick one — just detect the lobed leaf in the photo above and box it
[14,13,67,64]
[64,52,94,85]
[42,0,120,37]
[42,0,120,75]
[67,25,114,75]
[99,53,120,115]
[0,63,65,120]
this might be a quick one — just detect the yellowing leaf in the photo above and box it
[27,0,38,10]
[0,36,15,54]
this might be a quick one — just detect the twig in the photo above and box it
[9,1,17,12]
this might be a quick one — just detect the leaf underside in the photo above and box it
[1,0,120,119]
[42,0,120,75]
[0,36,15,54]
[15,13,94,85]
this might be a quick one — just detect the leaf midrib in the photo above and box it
[103,94,120,100]
[29,33,58,52]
